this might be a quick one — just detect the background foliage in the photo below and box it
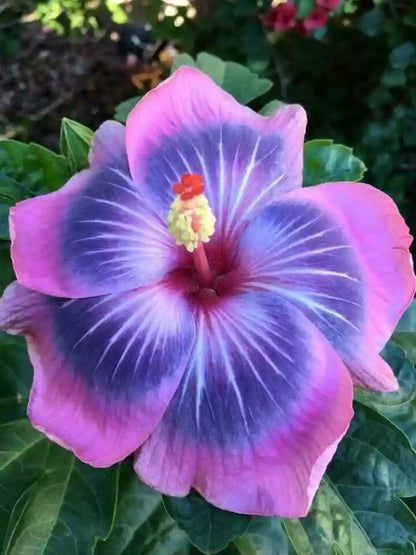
[1,0,415,248]
[1,0,416,553]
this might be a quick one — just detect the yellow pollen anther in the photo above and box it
[167,192,216,252]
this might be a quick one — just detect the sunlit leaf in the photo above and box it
[59,118,93,172]
[172,52,273,105]
[259,99,286,116]
[303,139,367,186]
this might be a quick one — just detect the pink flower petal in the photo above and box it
[262,2,297,31]
[303,7,328,31]
[135,290,353,516]
[11,121,178,298]
[126,67,306,242]
[236,182,415,391]
[88,120,126,168]
[0,281,194,466]
[317,0,340,10]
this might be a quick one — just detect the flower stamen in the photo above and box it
[167,173,216,253]
[168,173,216,286]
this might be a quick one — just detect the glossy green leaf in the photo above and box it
[395,300,416,333]
[0,175,30,204]
[0,140,70,240]
[114,96,143,124]
[0,140,70,199]
[394,332,416,367]
[284,478,376,555]
[329,404,416,499]
[3,442,118,555]
[259,100,286,116]
[324,347,416,554]
[164,491,252,554]
[232,517,294,554]
[281,381,416,554]
[172,52,273,105]
[95,462,190,555]
[0,334,31,424]
[355,342,416,451]
[0,420,46,545]
[0,334,118,555]
[338,493,416,554]
[59,118,93,172]
[303,139,367,187]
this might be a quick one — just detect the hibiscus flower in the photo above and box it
[0,68,413,517]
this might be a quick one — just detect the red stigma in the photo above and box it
[172,173,205,201]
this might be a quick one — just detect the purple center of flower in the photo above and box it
[167,172,241,303]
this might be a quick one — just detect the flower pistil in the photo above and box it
[167,173,216,287]
[167,173,216,253]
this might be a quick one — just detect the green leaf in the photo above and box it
[284,478,376,555]
[390,43,416,70]
[355,343,416,451]
[0,140,70,198]
[0,175,30,204]
[338,494,416,554]
[232,517,294,554]
[259,100,286,116]
[0,242,14,293]
[326,346,416,553]
[0,140,70,239]
[0,421,46,546]
[329,404,416,500]
[0,202,12,241]
[381,68,407,88]
[358,8,386,37]
[196,52,226,86]
[394,332,416,367]
[0,335,31,424]
[395,300,416,334]
[303,139,367,187]
[171,53,197,72]
[164,491,252,554]
[393,300,416,364]
[114,96,143,124]
[0,335,118,555]
[295,0,315,19]
[1,438,118,555]
[59,118,93,172]
[95,462,190,555]
[220,61,272,105]
[172,52,273,105]
[282,389,416,554]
